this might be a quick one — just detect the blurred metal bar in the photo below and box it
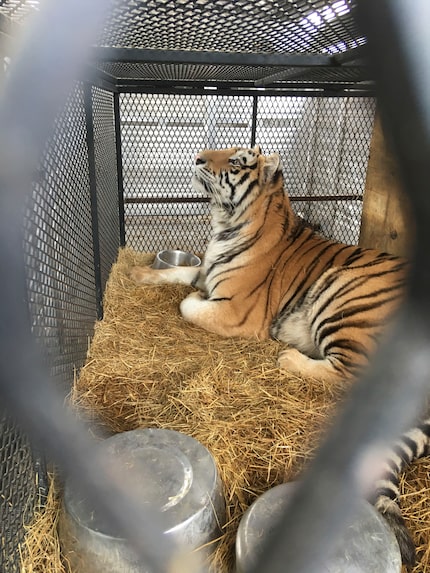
[251,0,430,571]
[0,2,425,573]
[0,1,181,572]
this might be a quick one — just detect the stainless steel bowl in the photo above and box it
[235,482,402,573]
[152,249,201,269]
[59,428,225,573]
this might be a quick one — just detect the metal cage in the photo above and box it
[0,1,428,572]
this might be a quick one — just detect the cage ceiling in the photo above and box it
[0,0,372,95]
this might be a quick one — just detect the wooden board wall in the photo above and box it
[359,112,414,257]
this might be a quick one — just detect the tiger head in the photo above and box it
[192,145,282,216]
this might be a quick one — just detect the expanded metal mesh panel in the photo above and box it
[0,412,39,573]
[256,96,376,243]
[120,93,375,252]
[121,93,256,252]
[1,1,369,88]
[95,0,367,86]
[100,0,361,55]
[91,86,121,290]
[120,94,255,252]
[23,83,97,391]
[0,0,362,56]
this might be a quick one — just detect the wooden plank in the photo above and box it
[359,111,414,256]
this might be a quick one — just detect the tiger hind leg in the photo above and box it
[272,307,354,383]
[277,347,347,383]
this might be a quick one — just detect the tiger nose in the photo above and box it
[195,154,206,165]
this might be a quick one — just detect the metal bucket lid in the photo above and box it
[236,482,402,573]
[64,428,224,540]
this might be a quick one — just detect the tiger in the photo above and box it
[130,145,426,566]
[131,145,407,384]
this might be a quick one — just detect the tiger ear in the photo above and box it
[252,145,262,155]
[262,153,281,183]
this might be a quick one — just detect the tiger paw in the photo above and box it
[278,348,343,383]
[277,347,308,375]
[179,291,205,319]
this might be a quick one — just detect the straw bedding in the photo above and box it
[22,247,430,573]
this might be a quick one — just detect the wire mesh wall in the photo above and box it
[23,83,97,392]
[120,93,375,252]
[0,411,40,573]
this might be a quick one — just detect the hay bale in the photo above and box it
[22,247,430,573]
[74,248,350,570]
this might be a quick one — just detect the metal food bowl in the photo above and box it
[235,482,402,573]
[59,428,225,573]
[152,249,201,269]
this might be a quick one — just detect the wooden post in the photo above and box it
[359,111,414,257]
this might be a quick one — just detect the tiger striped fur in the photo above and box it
[130,145,426,565]
[371,418,430,568]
